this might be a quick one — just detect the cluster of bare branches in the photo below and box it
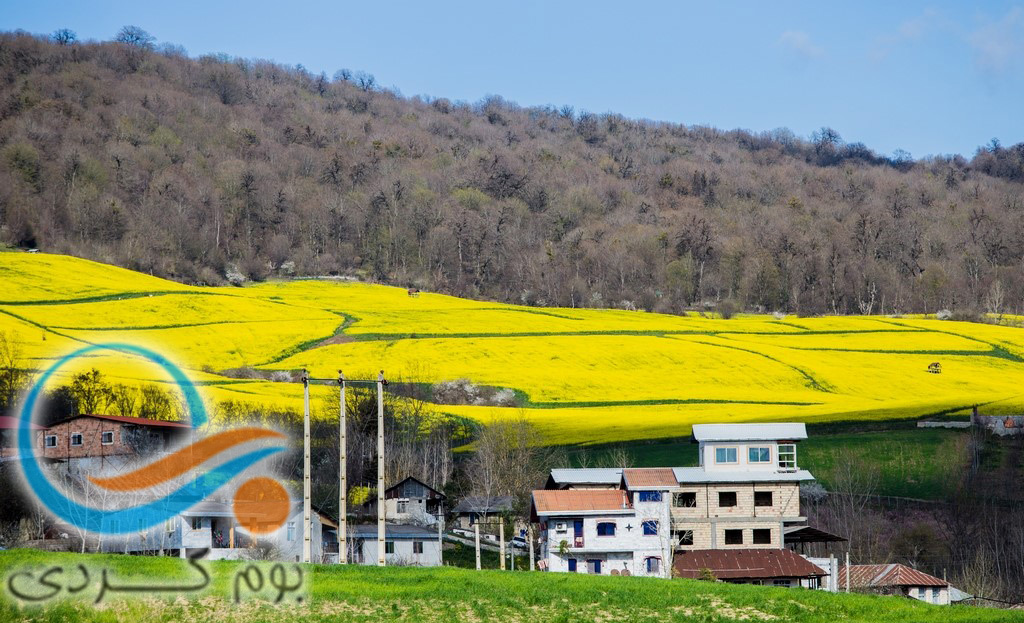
[2,32,1024,315]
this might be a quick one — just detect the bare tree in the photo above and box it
[51,28,77,45]
[114,25,155,49]
[0,330,29,412]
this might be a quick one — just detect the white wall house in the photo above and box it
[100,501,338,563]
[347,523,441,566]
[533,422,831,585]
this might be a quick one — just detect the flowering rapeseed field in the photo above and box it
[3,251,1024,444]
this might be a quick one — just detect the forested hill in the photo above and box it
[2,31,1024,315]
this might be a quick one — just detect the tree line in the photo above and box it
[1,29,1023,316]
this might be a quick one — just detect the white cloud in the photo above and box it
[779,30,824,59]
[969,7,1024,74]
[869,8,947,62]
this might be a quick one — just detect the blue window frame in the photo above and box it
[596,522,616,536]
[642,520,659,536]
[748,446,771,463]
[637,491,662,502]
[567,558,577,572]
[645,557,661,574]
[715,447,737,463]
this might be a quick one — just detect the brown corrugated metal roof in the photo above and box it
[623,468,678,488]
[673,549,827,580]
[839,564,947,588]
[532,489,631,513]
[61,414,191,428]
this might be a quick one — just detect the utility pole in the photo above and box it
[845,550,851,593]
[499,521,506,570]
[302,369,311,564]
[377,370,386,567]
[338,370,347,564]
[528,525,535,571]
[474,523,481,570]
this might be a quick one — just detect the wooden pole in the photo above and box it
[338,370,347,564]
[528,525,535,571]
[499,521,506,570]
[845,550,850,593]
[377,371,386,567]
[302,370,312,564]
[474,523,481,570]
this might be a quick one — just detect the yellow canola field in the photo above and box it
[0,253,195,302]
[3,251,1024,444]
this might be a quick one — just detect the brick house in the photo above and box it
[36,414,189,470]
[0,415,44,461]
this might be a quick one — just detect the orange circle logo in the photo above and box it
[233,477,290,534]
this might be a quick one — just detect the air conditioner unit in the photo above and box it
[555,522,567,533]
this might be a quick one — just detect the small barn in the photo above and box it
[839,563,950,604]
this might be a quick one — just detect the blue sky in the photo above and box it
[3,1,1023,158]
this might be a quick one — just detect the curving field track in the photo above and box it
[3,251,1024,444]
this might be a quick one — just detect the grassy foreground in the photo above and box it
[0,550,1019,623]
[4,251,1024,444]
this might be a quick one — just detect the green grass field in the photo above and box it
[3,251,1024,445]
[0,550,1019,623]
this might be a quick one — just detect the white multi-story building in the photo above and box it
[533,423,831,584]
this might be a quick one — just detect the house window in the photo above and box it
[718,492,737,507]
[748,446,771,463]
[724,529,743,545]
[70,433,83,446]
[673,492,697,507]
[596,522,616,536]
[586,559,602,574]
[397,499,408,513]
[754,491,773,507]
[385,541,395,554]
[44,435,57,448]
[413,541,423,554]
[286,521,295,541]
[191,517,203,530]
[715,447,737,464]
[637,491,662,502]
[645,557,661,574]
[567,558,577,572]
[778,444,797,469]
[773,579,790,587]
[677,530,694,546]
[165,518,175,535]
[101,431,114,445]
[753,528,772,544]
[642,521,659,536]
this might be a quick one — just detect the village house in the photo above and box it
[452,495,518,532]
[34,413,190,471]
[840,563,951,604]
[347,523,442,566]
[532,423,833,583]
[100,500,340,563]
[673,549,828,587]
[359,476,446,525]
[0,415,43,461]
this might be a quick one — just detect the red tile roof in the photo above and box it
[532,489,631,514]
[839,564,947,588]
[623,467,678,488]
[673,549,827,580]
[59,414,191,429]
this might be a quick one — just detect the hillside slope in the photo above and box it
[2,32,1024,317]
[3,252,1024,444]
[1,550,1020,623]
